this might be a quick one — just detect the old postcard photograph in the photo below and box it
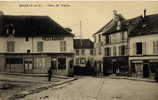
[0,1,158,100]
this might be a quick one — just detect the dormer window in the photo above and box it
[5,24,15,36]
[117,21,121,30]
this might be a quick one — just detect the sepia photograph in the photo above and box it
[0,1,158,100]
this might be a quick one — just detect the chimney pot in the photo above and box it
[144,9,146,17]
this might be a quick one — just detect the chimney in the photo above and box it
[113,10,118,17]
[144,9,146,18]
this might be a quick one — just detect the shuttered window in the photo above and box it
[104,47,111,56]
[7,41,15,52]
[37,41,43,52]
[60,41,66,52]
[113,47,117,56]
[153,41,158,54]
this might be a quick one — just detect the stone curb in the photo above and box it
[97,76,156,83]
[9,78,78,100]
[0,72,69,79]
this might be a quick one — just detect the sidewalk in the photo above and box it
[98,74,156,83]
[0,72,70,79]
[0,73,77,100]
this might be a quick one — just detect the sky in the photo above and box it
[0,1,158,40]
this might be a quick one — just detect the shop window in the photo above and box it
[7,41,15,52]
[37,41,43,52]
[6,58,23,64]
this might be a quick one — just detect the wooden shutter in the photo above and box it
[133,43,136,55]
[142,42,146,55]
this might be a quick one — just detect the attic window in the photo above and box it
[117,21,121,30]
[5,24,15,36]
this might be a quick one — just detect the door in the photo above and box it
[143,63,150,78]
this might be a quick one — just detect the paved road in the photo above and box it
[21,76,158,100]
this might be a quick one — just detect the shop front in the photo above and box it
[2,53,74,76]
[103,56,128,75]
[130,59,158,77]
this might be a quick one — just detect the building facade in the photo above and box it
[0,14,74,76]
[128,13,158,77]
[93,28,105,74]
[73,39,94,74]
[102,11,129,75]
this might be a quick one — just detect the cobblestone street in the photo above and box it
[21,76,158,100]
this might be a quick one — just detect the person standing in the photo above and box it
[48,67,53,82]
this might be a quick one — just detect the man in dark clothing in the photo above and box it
[48,67,53,82]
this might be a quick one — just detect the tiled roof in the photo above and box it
[0,15,74,37]
[93,14,126,36]
[126,14,158,37]
[73,39,94,49]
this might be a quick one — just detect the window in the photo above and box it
[58,58,66,69]
[117,21,121,30]
[90,49,94,55]
[37,41,43,52]
[105,35,111,44]
[80,58,86,64]
[98,35,101,42]
[153,41,158,54]
[7,41,15,52]
[26,37,29,41]
[121,32,126,42]
[119,45,126,56]
[104,47,111,56]
[27,49,31,53]
[42,36,64,41]
[113,47,117,56]
[75,58,80,65]
[60,41,66,52]
[136,42,142,55]
[93,49,96,56]
[81,49,85,55]
[98,47,102,55]
[76,49,79,56]
[94,36,96,42]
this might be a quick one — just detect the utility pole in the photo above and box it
[80,20,82,39]
[80,20,82,47]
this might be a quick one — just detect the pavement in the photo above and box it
[20,76,158,100]
[0,73,77,100]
